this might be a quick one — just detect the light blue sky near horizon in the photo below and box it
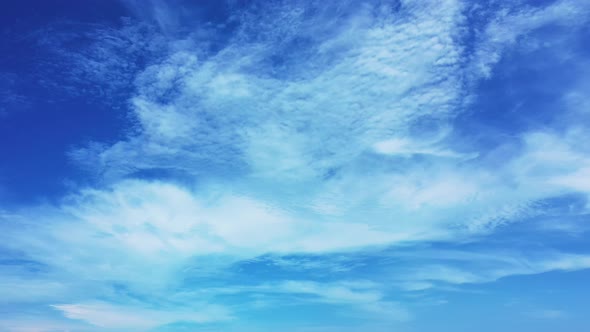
[1,0,590,331]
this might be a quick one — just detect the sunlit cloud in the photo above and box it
[1,0,590,331]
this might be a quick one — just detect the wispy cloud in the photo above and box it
[274,280,411,321]
[2,0,590,330]
[469,0,590,78]
[526,309,568,320]
[52,302,232,329]
[33,18,166,106]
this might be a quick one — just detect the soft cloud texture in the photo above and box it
[2,0,590,331]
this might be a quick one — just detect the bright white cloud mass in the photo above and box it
[1,0,590,331]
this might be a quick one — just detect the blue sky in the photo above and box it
[1,0,590,331]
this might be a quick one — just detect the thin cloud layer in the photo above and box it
[1,0,590,331]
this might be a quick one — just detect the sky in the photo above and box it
[1,0,590,331]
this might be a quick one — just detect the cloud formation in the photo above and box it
[1,0,590,331]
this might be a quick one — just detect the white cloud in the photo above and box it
[550,167,590,192]
[279,280,382,304]
[223,280,412,322]
[278,280,412,321]
[508,129,590,195]
[0,277,68,303]
[470,0,590,78]
[73,0,468,184]
[52,302,232,329]
[3,1,590,329]
[0,319,92,332]
[395,252,590,287]
[527,309,568,320]
[35,18,165,104]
